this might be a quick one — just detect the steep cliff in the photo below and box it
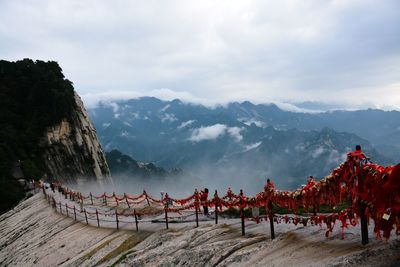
[40,93,111,183]
[0,59,111,213]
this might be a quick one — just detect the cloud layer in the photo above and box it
[1,0,400,109]
[189,124,243,142]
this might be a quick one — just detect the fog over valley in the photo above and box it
[86,97,399,195]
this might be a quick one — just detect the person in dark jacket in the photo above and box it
[200,188,209,215]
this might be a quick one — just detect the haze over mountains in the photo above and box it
[88,97,399,192]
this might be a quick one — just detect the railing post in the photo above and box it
[359,200,368,245]
[125,193,131,209]
[73,206,77,221]
[134,209,139,232]
[104,192,107,206]
[84,209,88,225]
[66,203,69,217]
[164,193,169,229]
[59,201,62,214]
[80,194,83,212]
[96,209,100,227]
[240,189,245,236]
[194,189,199,228]
[116,210,119,230]
[214,190,219,225]
[268,200,275,240]
[144,190,151,207]
[114,192,119,206]
[90,192,93,205]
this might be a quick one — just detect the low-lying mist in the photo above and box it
[66,159,329,198]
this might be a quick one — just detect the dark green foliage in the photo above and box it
[0,177,26,214]
[0,59,76,214]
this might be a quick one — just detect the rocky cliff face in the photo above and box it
[40,93,111,184]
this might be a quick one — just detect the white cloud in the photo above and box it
[227,127,244,142]
[81,88,215,109]
[189,124,227,142]
[1,1,400,110]
[120,131,129,137]
[160,113,177,123]
[244,142,262,152]
[312,146,325,158]
[159,104,170,112]
[189,124,244,142]
[178,120,196,129]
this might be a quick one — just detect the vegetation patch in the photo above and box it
[95,231,152,266]
[0,59,76,214]
[79,235,119,263]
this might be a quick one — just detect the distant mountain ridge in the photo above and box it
[106,149,183,179]
[88,97,397,191]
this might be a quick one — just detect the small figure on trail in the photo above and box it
[348,145,368,166]
[50,182,55,193]
[226,187,234,201]
[200,188,209,216]
[264,178,275,192]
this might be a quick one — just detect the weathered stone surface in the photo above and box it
[1,194,399,267]
[40,93,111,184]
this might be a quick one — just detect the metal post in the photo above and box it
[90,192,93,205]
[84,209,88,225]
[80,195,83,212]
[114,192,119,206]
[125,193,131,209]
[144,190,151,206]
[214,190,219,225]
[59,201,62,214]
[116,210,119,230]
[134,209,139,232]
[359,200,368,245]
[240,189,245,236]
[66,203,69,217]
[73,206,77,221]
[164,193,169,229]
[268,200,275,240]
[104,192,107,206]
[195,189,199,228]
[96,209,100,227]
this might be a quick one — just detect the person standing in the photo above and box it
[200,188,209,216]
[348,145,368,166]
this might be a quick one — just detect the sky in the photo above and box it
[1,0,400,110]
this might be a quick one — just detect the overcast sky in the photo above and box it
[1,0,400,110]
